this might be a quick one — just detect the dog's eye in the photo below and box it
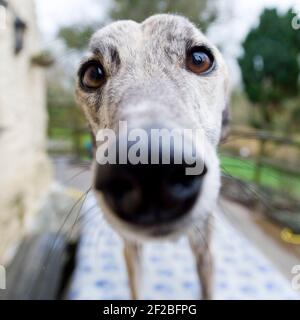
[80,61,105,90]
[187,47,215,75]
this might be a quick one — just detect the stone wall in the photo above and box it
[0,0,51,264]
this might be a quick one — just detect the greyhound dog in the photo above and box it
[76,14,230,299]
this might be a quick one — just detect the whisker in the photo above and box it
[221,166,280,212]
[28,186,92,298]
[64,167,90,184]
[66,188,91,242]
[77,203,99,227]
[56,186,93,239]
[221,160,286,183]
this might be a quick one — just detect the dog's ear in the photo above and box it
[220,99,230,143]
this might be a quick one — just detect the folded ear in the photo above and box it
[220,99,230,143]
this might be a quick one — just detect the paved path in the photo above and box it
[50,156,300,299]
[68,193,300,299]
[220,198,300,282]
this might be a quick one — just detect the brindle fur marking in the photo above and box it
[76,14,230,299]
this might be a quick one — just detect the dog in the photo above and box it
[76,14,230,299]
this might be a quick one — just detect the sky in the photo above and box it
[206,0,300,85]
[35,0,300,86]
[35,0,300,40]
[35,0,110,39]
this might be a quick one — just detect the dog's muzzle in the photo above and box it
[94,125,207,227]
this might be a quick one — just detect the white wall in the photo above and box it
[0,0,51,264]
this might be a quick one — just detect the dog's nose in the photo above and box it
[94,128,206,226]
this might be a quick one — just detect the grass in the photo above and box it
[220,154,300,199]
[48,126,300,198]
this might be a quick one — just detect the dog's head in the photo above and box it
[76,14,230,241]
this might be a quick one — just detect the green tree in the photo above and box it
[110,0,217,32]
[58,0,218,51]
[58,25,96,50]
[238,8,300,183]
[239,8,300,127]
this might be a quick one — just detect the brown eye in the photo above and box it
[187,47,215,75]
[80,61,105,90]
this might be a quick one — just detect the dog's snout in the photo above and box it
[95,127,207,226]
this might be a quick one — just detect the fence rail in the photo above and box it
[229,129,300,148]
[223,128,300,188]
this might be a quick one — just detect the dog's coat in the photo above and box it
[76,14,230,299]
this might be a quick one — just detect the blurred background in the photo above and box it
[0,0,299,299]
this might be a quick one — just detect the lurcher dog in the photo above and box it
[76,14,230,299]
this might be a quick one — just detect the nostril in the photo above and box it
[163,165,207,202]
[105,177,133,199]
[102,175,142,216]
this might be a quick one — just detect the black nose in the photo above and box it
[94,129,207,226]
